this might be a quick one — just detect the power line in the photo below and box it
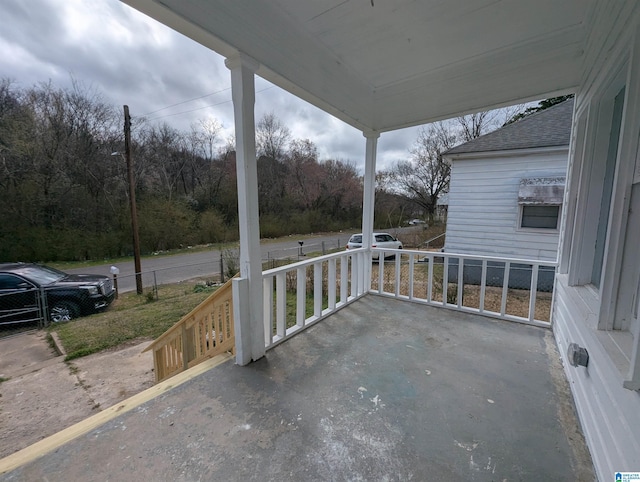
[144,86,275,122]
[140,86,232,117]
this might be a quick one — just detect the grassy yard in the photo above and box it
[51,283,218,360]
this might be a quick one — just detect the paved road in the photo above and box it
[67,230,366,293]
[67,227,422,293]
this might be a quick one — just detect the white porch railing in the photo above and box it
[259,248,556,352]
[262,249,368,350]
[370,248,556,328]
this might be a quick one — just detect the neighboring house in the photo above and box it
[443,98,573,262]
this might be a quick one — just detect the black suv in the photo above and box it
[0,263,115,324]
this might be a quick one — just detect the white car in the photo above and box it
[408,219,426,226]
[346,233,403,259]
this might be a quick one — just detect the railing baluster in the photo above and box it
[314,261,322,317]
[263,277,273,343]
[198,317,206,356]
[457,257,464,308]
[529,264,539,323]
[350,254,357,298]
[297,266,306,327]
[394,253,401,296]
[378,253,385,293]
[408,253,415,299]
[181,324,189,371]
[340,255,348,303]
[359,252,366,296]
[442,256,449,306]
[427,256,434,302]
[276,272,286,338]
[500,261,511,316]
[154,347,163,381]
[479,259,487,314]
[328,258,337,309]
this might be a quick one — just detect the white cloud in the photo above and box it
[0,0,419,171]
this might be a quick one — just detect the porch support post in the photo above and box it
[362,131,380,291]
[225,53,265,365]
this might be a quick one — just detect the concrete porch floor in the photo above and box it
[1,295,594,481]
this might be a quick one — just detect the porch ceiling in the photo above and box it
[123,0,595,131]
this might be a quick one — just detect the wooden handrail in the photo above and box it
[145,278,235,383]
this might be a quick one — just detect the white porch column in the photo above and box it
[362,131,379,291]
[225,54,265,365]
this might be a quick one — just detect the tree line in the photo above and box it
[0,79,363,262]
[0,76,562,263]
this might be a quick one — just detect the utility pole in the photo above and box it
[124,105,143,295]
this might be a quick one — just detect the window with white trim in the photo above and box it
[565,50,640,390]
[518,176,564,230]
[520,205,560,229]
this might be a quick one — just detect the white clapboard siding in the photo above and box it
[444,150,568,261]
[555,276,640,481]
[552,3,640,481]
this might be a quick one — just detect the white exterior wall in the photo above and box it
[554,1,640,480]
[444,149,568,261]
[554,277,640,480]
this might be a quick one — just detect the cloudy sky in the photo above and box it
[0,0,424,172]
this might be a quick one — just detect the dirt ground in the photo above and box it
[0,331,154,460]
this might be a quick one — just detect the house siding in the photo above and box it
[444,150,568,261]
[554,2,640,481]
[554,276,640,480]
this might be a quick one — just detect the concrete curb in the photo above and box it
[48,332,67,357]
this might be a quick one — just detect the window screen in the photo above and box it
[520,205,559,229]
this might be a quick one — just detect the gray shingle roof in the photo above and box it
[444,98,574,155]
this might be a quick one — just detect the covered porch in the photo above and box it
[5,0,638,479]
[0,295,593,481]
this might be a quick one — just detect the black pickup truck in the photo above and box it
[0,263,115,324]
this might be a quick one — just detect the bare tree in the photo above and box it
[193,118,221,160]
[456,111,495,141]
[456,103,526,141]
[388,122,458,221]
[285,138,320,210]
[255,112,290,160]
[314,159,362,217]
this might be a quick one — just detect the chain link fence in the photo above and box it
[0,288,47,337]
[0,275,115,338]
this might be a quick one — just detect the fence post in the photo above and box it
[39,287,48,328]
[153,271,159,300]
[220,253,225,284]
[322,241,326,255]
